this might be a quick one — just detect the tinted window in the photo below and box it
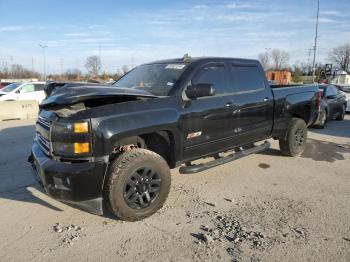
[192,65,230,95]
[1,83,20,93]
[21,84,35,93]
[326,86,337,96]
[231,65,264,92]
[34,84,44,91]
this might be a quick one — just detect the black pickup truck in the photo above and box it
[29,57,320,221]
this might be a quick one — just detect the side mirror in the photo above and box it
[185,83,215,99]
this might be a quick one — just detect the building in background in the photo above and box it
[265,70,291,85]
[330,70,350,85]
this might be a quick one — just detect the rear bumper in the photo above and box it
[28,141,107,215]
[346,100,350,112]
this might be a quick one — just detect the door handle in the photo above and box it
[225,102,233,108]
[263,97,269,102]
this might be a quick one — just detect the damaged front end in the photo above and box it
[40,85,158,117]
[28,85,157,214]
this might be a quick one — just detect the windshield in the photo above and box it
[113,63,187,96]
[1,83,20,93]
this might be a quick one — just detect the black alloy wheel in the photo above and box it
[294,128,305,149]
[105,148,171,221]
[123,167,161,209]
[279,118,307,157]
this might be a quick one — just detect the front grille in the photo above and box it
[36,115,51,156]
[37,115,50,130]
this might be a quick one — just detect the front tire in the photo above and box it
[106,148,171,221]
[279,118,307,157]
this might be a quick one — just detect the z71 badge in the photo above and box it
[186,131,202,139]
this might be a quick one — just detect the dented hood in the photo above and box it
[40,85,157,107]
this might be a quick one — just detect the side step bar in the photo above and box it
[179,141,270,174]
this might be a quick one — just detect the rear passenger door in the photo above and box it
[229,63,274,143]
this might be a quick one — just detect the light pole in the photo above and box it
[38,44,48,81]
[312,0,320,83]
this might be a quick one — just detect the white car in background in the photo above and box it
[335,85,350,112]
[0,82,46,103]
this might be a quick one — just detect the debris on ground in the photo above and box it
[52,223,85,246]
[192,197,310,261]
[224,198,235,203]
[337,144,350,149]
[193,214,270,261]
[293,227,306,239]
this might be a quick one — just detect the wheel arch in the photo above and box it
[110,130,177,169]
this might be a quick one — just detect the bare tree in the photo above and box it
[258,52,270,70]
[85,55,101,76]
[63,69,82,81]
[329,43,350,73]
[0,64,40,79]
[270,49,290,70]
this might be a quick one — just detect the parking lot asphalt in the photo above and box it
[0,116,349,262]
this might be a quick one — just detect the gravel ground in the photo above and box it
[0,116,349,262]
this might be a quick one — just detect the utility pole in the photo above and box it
[76,59,80,81]
[9,56,13,77]
[312,0,320,83]
[98,44,103,74]
[31,57,34,72]
[307,48,312,75]
[60,58,64,78]
[38,44,48,81]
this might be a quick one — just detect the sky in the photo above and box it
[0,0,349,74]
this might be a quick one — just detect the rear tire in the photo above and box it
[336,105,345,120]
[105,148,171,221]
[279,118,307,157]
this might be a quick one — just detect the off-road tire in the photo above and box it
[336,105,346,120]
[105,148,171,221]
[279,118,307,157]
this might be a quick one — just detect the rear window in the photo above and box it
[35,84,45,91]
[231,65,265,92]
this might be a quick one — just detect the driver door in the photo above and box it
[181,63,239,161]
